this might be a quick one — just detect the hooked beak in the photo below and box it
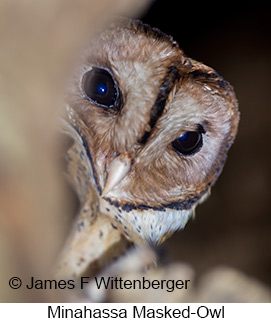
[102,153,132,196]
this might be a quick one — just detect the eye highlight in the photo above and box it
[172,126,204,156]
[82,67,120,109]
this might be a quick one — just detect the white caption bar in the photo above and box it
[1,303,270,322]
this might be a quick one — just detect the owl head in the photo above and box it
[66,18,239,245]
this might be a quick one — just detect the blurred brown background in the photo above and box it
[141,1,271,288]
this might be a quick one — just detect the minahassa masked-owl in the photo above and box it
[57,18,239,278]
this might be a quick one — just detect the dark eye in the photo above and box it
[82,68,119,109]
[172,130,203,156]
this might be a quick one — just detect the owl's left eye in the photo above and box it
[172,127,204,156]
[82,67,120,109]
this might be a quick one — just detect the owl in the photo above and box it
[56,18,239,279]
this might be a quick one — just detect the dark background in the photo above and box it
[140,1,271,287]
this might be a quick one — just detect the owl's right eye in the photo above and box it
[172,125,205,156]
[82,68,120,109]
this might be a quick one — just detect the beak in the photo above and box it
[102,153,132,196]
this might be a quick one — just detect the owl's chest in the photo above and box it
[100,198,193,245]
